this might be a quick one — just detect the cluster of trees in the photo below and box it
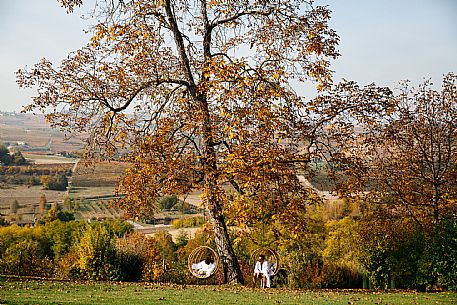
[0,217,216,283]
[1,212,455,289]
[0,219,132,280]
[0,145,27,166]
[0,163,70,190]
[0,165,71,176]
[16,0,456,289]
[40,174,69,191]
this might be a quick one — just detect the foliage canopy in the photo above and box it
[17,0,344,284]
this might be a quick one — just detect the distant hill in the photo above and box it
[0,111,84,153]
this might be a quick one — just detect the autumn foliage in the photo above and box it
[14,0,457,290]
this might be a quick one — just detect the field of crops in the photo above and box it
[0,112,84,152]
[0,185,67,222]
[0,157,129,222]
[71,160,129,188]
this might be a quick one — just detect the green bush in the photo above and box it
[358,217,426,289]
[110,232,147,281]
[103,218,134,237]
[1,239,55,277]
[44,174,69,191]
[76,223,116,280]
[172,216,206,229]
[158,195,178,210]
[353,213,457,290]
[426,217,457,290]
[0,145,11,165]
[0,225,53,277]
[44,220,86,259]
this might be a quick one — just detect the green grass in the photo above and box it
[0,279,456,305]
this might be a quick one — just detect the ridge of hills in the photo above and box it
[0,111,84,153]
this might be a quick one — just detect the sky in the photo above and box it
[0,0,456,112]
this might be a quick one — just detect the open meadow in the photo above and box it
[0,279,456,305]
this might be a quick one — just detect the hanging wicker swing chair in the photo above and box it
[250,247,280,276]
[188,246,220,279]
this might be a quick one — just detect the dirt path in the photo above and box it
[297,175,339,200]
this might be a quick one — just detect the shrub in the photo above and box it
[320,261,362,288]
[1,239,55,277]
[0,145,12,165]
[357,214,427,289]
[158,195,178,210]
[426,217,457,290]
[140,237,167,282]
[0,217,9,227]
[0,225,53,277]
[103,218,134,237]
[76,223,116,280]
[44,220,86,259]
[50,174,68,190]
[321,217,363,288]
[172,216,206,229]
[110,232,147,282]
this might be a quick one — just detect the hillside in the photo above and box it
[0,111,84,153]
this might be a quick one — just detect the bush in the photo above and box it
[140,237,166,282]
[426,217,457,290]
[0,217,9,227]
[76,223,116,280]
[44,220,86,259]
[158,195,178,210]
[172,216,206,229]
[0,225,53,277]
[41,174,68,191]
[1,239,55,277]
[322,217,362,288]
[103,218,134,237]
[0,145,11,165]
[320,261,362,288]
[110,232,146,281]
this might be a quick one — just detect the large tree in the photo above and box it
[333,73,457,229]
[17,0,340,283]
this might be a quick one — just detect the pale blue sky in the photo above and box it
[0,0,456,112]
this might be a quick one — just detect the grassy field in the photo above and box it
[23,153,78,164]
[0,279,456,305]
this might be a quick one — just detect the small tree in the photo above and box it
[63,196,72,211]
[39,193,47,218]
[0,145,11,165]
[10,200,19,215]
[11,151,27,165]
[48,174,68,191]
[77,224,116,280]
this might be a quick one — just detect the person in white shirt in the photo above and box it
[192,255,216,276]
[253,254,271,288]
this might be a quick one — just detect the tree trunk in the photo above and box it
[207,200,245,284]
[199,93,244,284]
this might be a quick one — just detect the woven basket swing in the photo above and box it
[188,245,220,279]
